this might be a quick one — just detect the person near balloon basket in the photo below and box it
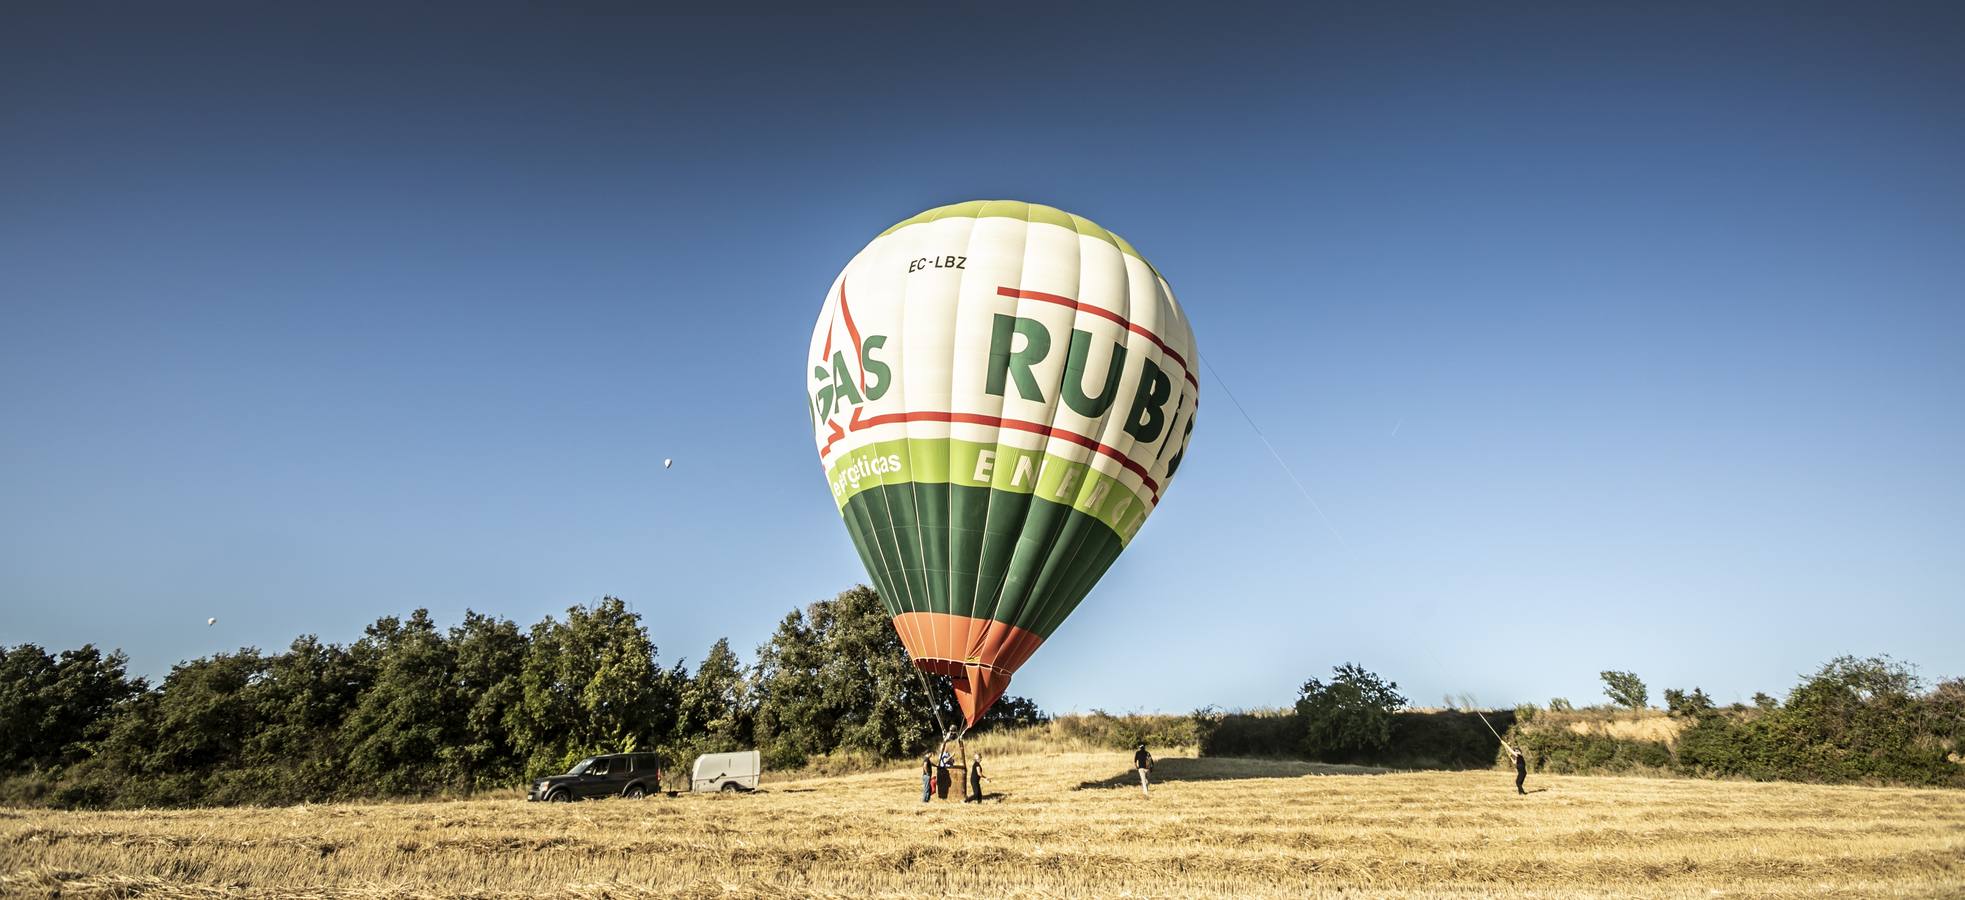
[965,753,989,803]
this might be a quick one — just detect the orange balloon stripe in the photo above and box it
[892,611,1046,727]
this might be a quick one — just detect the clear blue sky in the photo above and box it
[4,5,1961,713]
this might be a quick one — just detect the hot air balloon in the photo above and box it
[805,200,1198,730]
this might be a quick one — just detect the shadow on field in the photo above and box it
[1073,756,1386,790]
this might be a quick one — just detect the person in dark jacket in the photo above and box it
[920,754,935,803]
[1509,744,1528,794]
[1134,743,1153,797]
[966,752,988,803]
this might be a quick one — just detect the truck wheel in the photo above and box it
[548,789,571,803]
[719,781,741,794]
[623,784,646,799]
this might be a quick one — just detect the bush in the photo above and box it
[1773,656,1957,786]
[1926,678,1964,746]
[1674,713,1800,780]
[1195,708,1300,758]
[1664,688,1715,717]
[1388,710,1517,769]
[1297,663,1407,763]
[1514,727,1672,775]
[1194,708,1517,769]
[1052,711,1197,750]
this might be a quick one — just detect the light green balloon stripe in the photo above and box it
[825,437,1152,545]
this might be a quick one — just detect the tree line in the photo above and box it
[10,589,1957,807]
[0,586,1041,808]
[1198,658,1964,787]
[1195,663,1518,769]
[1517,660,1965,786]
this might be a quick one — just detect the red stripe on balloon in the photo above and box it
[819,418,847,457]
[994,286,1199,389]
[838,280,867,390]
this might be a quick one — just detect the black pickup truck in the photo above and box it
[528,753,663,801]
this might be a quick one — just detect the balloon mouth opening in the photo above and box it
[915,658,1011,729]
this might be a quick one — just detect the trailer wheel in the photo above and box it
[719,781,741,794]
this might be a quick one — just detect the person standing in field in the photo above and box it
[1134,743,1153,797]
[1508,743,1528,795]
[920,754,935,803]
[966,752,988,803]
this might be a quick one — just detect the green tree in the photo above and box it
[752,586,936,767]
[677,638,752,749]
[1295,663,1407,762]
[1600,670,1648,709]
[148,651,269,775]
[241,635,367,798]
[0,644,144,772]
[449,611,528,788]
[340,610,460,795]
[87,650,268,805]
[511,597,680,776]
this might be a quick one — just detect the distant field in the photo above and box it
[4,751,1961,898]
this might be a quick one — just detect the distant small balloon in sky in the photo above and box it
[206,617,217,626]
[663,458,673,468]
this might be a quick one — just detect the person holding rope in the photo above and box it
[1473,710,1530,795]
[965,752,989,803]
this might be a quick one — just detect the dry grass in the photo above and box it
[1554,712,1689,745]
[4,751,1962,898]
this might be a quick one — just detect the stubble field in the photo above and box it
[3,750,1961,898]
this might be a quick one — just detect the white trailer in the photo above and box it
[691,750,761,793]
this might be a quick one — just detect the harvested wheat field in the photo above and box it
[4,751,1962,899]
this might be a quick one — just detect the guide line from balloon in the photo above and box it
[1201,353,1350,554]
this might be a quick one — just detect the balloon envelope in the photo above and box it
[804,200,1198,727]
